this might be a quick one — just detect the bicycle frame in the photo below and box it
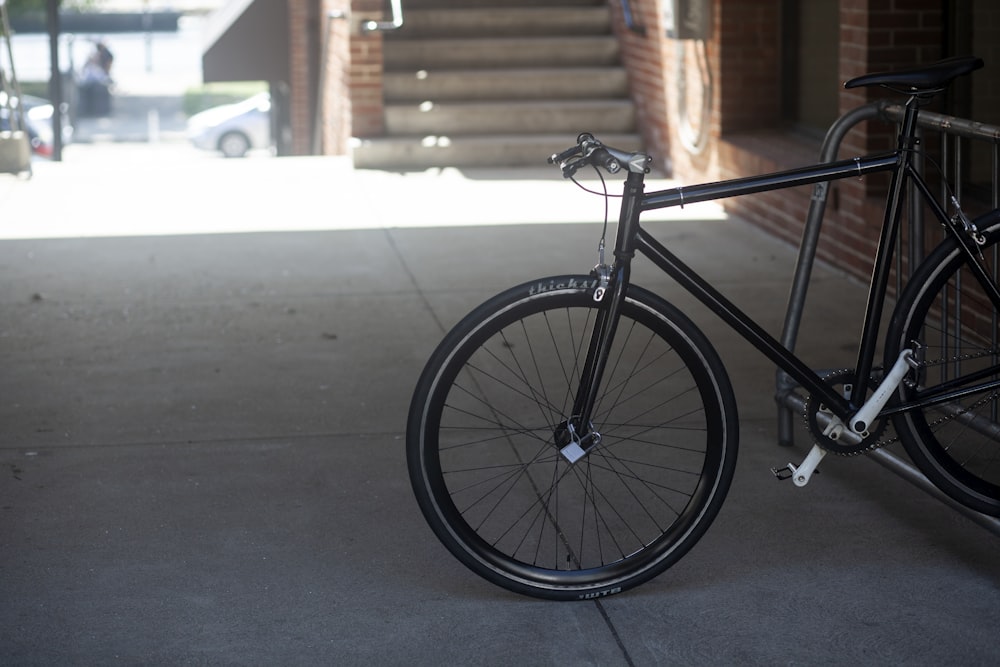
[572,96,1000,442]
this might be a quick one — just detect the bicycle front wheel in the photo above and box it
[407,276,739,600]
[886,211,1000,516]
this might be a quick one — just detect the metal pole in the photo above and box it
[775,101,886,446]
[46,0,62,161]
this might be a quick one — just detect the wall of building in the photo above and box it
[612,0,960,282]
[287,0,315,155]
[970,0,1000,190]
[347,0,385,141]
[287,0,375,156]
[320,0,356,156]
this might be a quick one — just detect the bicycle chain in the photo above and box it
[804,350,1000,457]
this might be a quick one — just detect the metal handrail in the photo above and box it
[361,0,404,33]
[774,101,1000,535]
[892,104,1000,142]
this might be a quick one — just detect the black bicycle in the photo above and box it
[407,56,1000,600]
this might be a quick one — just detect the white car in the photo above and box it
[187,92,271,158]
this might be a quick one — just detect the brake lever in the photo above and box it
[560,159,583,179]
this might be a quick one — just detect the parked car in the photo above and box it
[187,92,271,158]
[0,92,73,158]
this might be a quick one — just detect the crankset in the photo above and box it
[804,369,890,456]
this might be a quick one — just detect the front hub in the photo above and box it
[554,417,601,464]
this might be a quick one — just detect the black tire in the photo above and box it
[218,131,250,158]
[886,210,1000,516]
[407,276,739,600]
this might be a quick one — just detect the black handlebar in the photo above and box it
[548,144,582,166]
[548,133,650,178]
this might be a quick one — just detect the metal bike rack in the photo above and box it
[774,100,1000,535]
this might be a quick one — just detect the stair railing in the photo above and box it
[361,0,404,33]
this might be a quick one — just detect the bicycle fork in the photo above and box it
[559,260,632,464]
[560,172,646,465]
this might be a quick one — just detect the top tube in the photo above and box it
[640,153,898,212]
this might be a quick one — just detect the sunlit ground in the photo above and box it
[0,143,727,240]
[6,14,726,240]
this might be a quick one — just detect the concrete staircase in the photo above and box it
[352,0,641,170]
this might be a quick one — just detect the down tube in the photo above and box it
[634,227,853,418]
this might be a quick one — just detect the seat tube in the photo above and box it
[571,171,644,430]
[854,97,920,396]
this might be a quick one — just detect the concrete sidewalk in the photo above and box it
[1,142,998,665]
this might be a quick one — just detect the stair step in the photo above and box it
[352,133,643,170]
[361,1,639,171]
[384,67,628,102]
[389,7,611,39]
[384,36,620,70]
[385,99,635,135]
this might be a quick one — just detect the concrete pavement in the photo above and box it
[1,137,999,665]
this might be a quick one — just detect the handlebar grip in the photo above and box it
[548,144,581,165]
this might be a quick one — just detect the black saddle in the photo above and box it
[845,55,984,92]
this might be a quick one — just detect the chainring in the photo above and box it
[804,369,889,456]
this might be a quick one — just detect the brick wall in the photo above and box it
[318,0,353,155]
[973,0,1000,125]
[287,0,317,156]
[970,0,1000,188]
[348,0,385,139]
[830,0,943,280]
[614,1,671,174]
[287,0,383,156]
[716,1,782,134]
[614,0,950,282]
[613,0,722,180]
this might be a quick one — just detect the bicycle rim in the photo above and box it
[408,278,738,599]
[888,216,1000,515]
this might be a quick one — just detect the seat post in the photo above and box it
[896,95,923,150]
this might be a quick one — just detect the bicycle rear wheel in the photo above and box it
[886,211,1000,516]
[407,276,738,600]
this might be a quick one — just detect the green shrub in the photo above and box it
[15,81,51,99]
[183,82,267,116]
